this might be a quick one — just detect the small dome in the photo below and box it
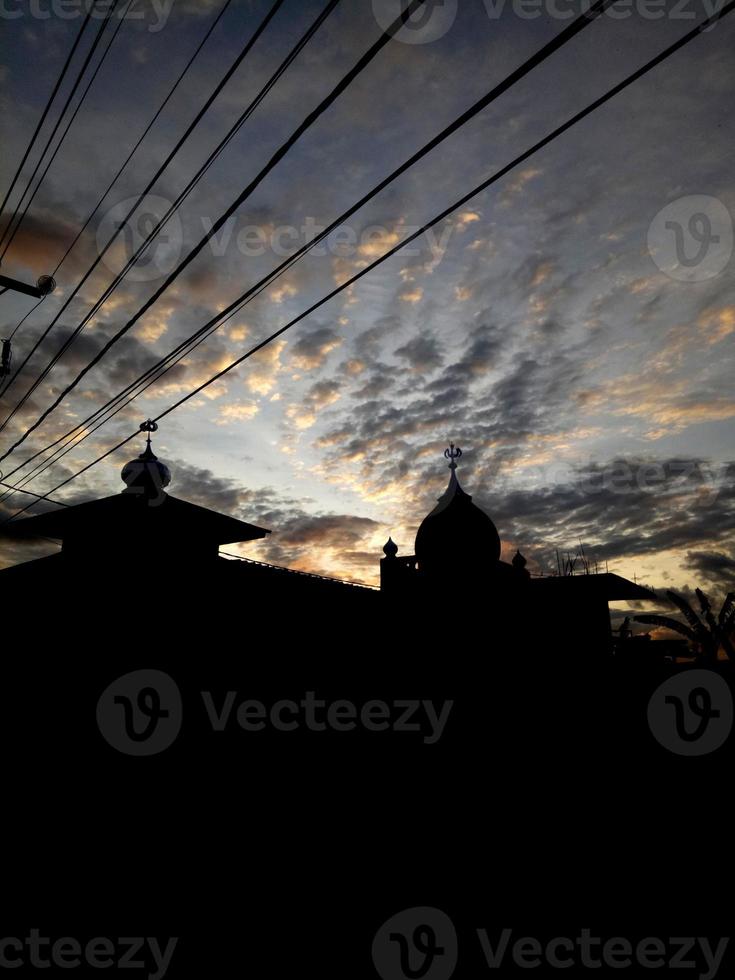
[383,537,398,558]
[512,550,527,570]
[121,442,171,497]
[415,453,501,575]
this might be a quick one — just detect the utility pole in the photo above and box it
[1,263,58,377]
[0,269,56,300]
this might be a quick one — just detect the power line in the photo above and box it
[0,0,616,495]
[0,0,122,256]
[0,0,234,401]
[0,0,135,263]
[0,0,412,445]
[148,2,734,417]
[8,297,47,342]
[0,0,340,421]
[0,0,427,462]
[55,0,342,353]
[48,0,235,281]
[0,0,286,426]
[0,480,69,506]
[0,0,132,357]
[5,0,730,525]
[6,2,732,520]
[0,3,96,236]
[1,0,346,496]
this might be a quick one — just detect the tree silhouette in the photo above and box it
[635,589,734,663]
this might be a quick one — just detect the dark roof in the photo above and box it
[529,572,656,602]
[0,551,64,582]
[218,555,377,594]
[4,492,269,546]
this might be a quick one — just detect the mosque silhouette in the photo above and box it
[3,433,724,975]
[1,426,652,654]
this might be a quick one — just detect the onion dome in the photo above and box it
[512,549,530,580]
[415,444,501,575]
[383,537,398,558]
[121,420,171,498]
[512,550,527,570]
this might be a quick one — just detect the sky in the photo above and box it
[0,0,733,614]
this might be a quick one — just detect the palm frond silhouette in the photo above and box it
[635,589,735,662]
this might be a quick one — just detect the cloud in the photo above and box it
[455,211,481,230]
[214,402,259,426]
[288,325,342,370]
[269,282,298,305]
[394,333,443,373]
[698,305,735,345]
[685,550,735,594]
[500,167,542,204]
[398,286,423,304]
[1,2,733,598]
[0,210,76,272]
[342,359,365,376]
[164,460,380,582]
[244,339,286,396]
[286,378,342,431]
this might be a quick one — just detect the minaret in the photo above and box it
[380,536,401,593]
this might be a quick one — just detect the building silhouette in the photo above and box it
[380,445,653,654]
[1,433,652,652]
[0,427,374,620]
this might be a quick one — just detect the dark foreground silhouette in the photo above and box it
[2,441,732,977]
